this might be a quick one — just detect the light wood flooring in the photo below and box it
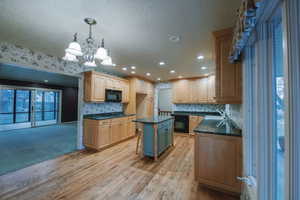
[0,135,239,200]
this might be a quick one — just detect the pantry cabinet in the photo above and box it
[84,71,130,103]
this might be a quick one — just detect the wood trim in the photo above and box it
[168,74,211,82]
[85,70,129,82]
[125,75,155,83]
[212,27,234,38]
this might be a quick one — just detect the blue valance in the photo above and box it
[229,0,263,62]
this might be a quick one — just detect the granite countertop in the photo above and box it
[194,119,242,137]
[84,112,136,120]
[133,116,174,124]
[171,111,221,117]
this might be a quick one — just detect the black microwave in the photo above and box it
[105,89,122,102]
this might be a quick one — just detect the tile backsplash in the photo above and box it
[82,103,123,115]
[173,104,225,112]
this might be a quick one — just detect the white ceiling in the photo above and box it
[0,0,240,81]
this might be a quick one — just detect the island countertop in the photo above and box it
[133,116,174,124]
[194,118,242,137]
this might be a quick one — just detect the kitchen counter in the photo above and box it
[133,116,174,124]
[84,112,136,120]
[171,111,221,117]
[194,119,242,137]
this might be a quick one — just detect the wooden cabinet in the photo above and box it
[83,116,136,151]
[195,133,242,194]
[172,79,191,103]
[207,74,216,103]
[213,28,242,104]
[189,116,204,133]
[83,119,111,149]
[84,71,130,103]
[124,77,154,117]
[192,78,208,103]
[172,77,215,104]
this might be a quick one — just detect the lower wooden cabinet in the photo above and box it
[189,116,204,133]
[84,116,136,150]
[194,133,242,194]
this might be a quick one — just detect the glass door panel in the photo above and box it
[15,90,30,123]
[34,90,43,122]
[0,89,14,125]
[273,18,285,200]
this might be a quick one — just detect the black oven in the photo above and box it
[105,89,122,102]
[174,115,189,133]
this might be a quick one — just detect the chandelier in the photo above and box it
[63,18,113,67]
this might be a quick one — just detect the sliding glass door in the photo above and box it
[33,90,60,126]
[0,86,61,131]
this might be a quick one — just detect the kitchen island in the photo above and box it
[134,116,174,161]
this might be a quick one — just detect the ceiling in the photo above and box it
[0,0,240,82]
[0,63,79,87]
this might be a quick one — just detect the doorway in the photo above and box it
[0,87,61,131]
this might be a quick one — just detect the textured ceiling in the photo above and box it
[0,0,240,81]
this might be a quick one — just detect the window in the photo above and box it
[272,16,285,200]
[15,90,30,123]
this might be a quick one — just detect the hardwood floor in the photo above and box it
[0,135,239,200]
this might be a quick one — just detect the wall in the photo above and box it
[226,104,243,128]
[0,42,122,149]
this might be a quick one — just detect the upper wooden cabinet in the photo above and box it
[172,76,214,104]
[213,28,242,104]
[84,71,130,103]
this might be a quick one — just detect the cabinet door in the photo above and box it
[98,124,111,148]
[172,80,191,103]
[214,29,242,104]
[111,122,121,144]
[105,77,114,90]
[197,78,208,103]
[122,82,130,103]
[207,75,216,103]
[195,134,242,193]
[92,75,105,101]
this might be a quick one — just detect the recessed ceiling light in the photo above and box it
[112,63,116,67]
[197,55,204,60]
[44,80,49,83]
[168,35,181,43]
[157,78,161,81]
[159,62,166,66]
[122,67,127,71]
[131,71,136,74]
[178,76,183,79]
[170,70,176,74]
[131,66,136,69]
[146,72,151,76]
[201,66,207,70]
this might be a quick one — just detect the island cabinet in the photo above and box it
[134,116,174,161]
[195,133,242,194]
[213,28,242,104]
[84,71,130,103]
[84,115,136,151]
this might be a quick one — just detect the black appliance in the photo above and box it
[174,115,189,133]
[105,89,122,102]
